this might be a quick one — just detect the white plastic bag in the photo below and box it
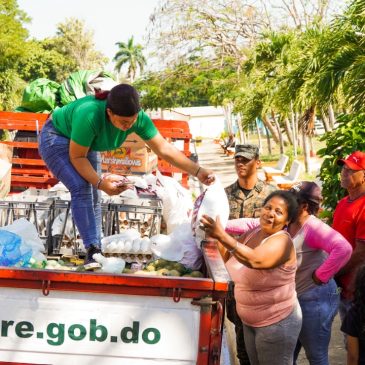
[170,223,203,270]
[191,177,229,247]
[153,171,193,233]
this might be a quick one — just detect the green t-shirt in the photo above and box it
[51,95,158,151]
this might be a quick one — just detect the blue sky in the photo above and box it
[17,0,160,70]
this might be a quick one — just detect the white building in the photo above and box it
[148,106,226,138]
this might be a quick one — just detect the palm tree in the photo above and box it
[113,37,146,82]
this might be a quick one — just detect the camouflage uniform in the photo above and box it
[225,179,276,220]
[225,178,276,365]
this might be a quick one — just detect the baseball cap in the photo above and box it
[234,144,259,160]
[337,151,365,171]
[290,181,322,205]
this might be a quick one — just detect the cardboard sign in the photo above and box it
[101,133,157,175]
[0,287,200,364]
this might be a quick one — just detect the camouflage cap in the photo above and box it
[234,144,259,160]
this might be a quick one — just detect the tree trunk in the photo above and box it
[237,114,245,144]
[328,104,336,129]
[308,107,316,158]
[242,130,247,144]
[262,115,280,144]
[302,131,310,173]
[271,111,284,154]
[309,135,316,157]
[283,117,294,146]
[290,102,298,157]
[321,111,331,132]
[295,112,301,149]
[256,118,262,153]
[264,125,272,155]
[223,104,233,135]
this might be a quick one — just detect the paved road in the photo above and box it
[193,139,346,365]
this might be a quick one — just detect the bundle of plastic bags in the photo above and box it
[0,218,46,267]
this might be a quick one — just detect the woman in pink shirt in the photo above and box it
[225,182,352,365]
[201,190,302,365]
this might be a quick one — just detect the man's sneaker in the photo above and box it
[85,244,102,264]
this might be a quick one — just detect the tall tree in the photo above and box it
[113,37,146,82]
[148,0,270,69]
[17,39,77,83]
[53,18,108,70]
[0,0,30,110]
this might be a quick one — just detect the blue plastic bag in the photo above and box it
[0,230,31,267]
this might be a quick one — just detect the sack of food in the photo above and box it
[191,177,229,247]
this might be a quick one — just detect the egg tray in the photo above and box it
[102,251,154,264]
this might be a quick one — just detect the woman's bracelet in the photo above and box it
[95,177,104,190]
[228,241,239,254]
[195,166,201,177]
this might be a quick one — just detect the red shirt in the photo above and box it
[332,194,365,298]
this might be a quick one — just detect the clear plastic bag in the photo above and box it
[0,230,31,267]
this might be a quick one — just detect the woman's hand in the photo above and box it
[99,175,133,196]
[145,134,216,185]
[200,215,226,241]
[197,167,215,185]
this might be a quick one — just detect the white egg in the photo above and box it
[140,237,151,253]
[124,240,133,253]
[116,240,125,253]
[108,241,119,253]
[132,238,142,252]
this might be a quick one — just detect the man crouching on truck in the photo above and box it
[39,83,215,263]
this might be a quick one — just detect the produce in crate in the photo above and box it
[124,258,204,277]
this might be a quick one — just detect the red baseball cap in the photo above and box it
[337,151,365,171]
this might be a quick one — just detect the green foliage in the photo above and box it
[17,40,77,83]
[0,0,30,69]
[317,113,365,211]
[135,57,236,109]
[285,146,303,173]
[54,18,108,71]
[0,69,25,110]
[113,37,146,82]
[0,0,29,108]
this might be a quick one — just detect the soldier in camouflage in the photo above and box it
[224,144,276,365]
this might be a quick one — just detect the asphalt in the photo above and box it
[193,139,346,365]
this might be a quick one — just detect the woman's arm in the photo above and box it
[69,140,127,195]
[304,217,352,283]
[225,218,260,235]
[346,335,359,365]
[145,133,214,185]
[200,215,293,269]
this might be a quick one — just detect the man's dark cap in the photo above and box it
[234,144,259,160]
[290,181,322,205]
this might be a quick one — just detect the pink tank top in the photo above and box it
[226,229,297,327]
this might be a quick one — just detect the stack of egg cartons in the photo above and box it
[101,229,153,264]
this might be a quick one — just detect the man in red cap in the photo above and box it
[333,151,365,321]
